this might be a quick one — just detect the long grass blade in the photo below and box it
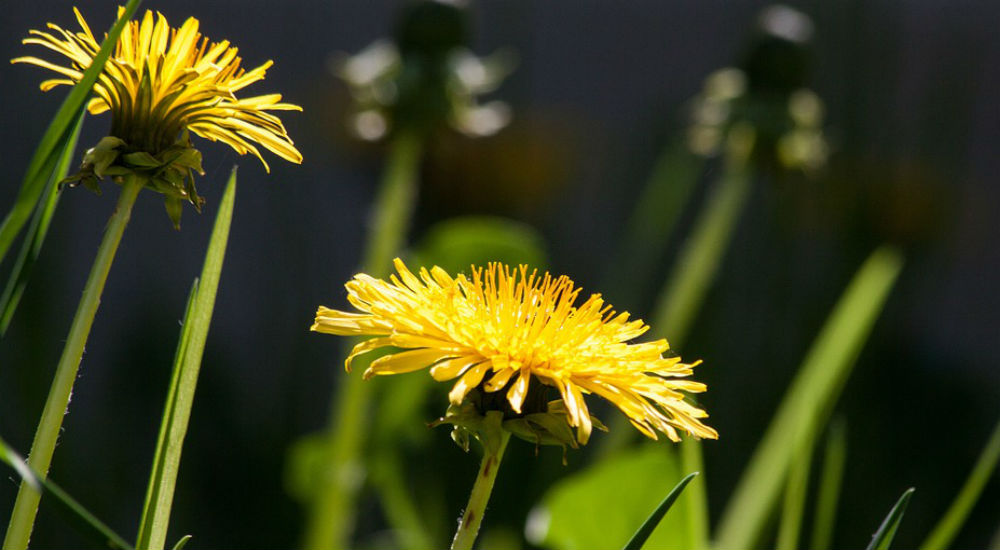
[715,246,905,550]
[0,436,134,549]
[0,0,142,263]
[866,488,915,550]
[920,417,1000,550]
[135,168,238,550]
[810,418,847,550]
[776,433,814,550]
[0,111,84,337]
[623,472,699,550]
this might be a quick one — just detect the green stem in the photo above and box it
[450,428,511,550]
[302,131,423,550]
[4,175,143,550]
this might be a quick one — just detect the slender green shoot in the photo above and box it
[623,472,699,550]
[136,168,238,550]
[171,535,192,550]
[0,111,84,337]
[0,0,142,263]
[450,412,511,550]
[303,130,423,549]
[679,439,709,550]
[866,488,915,550]
[776,435,814,550]
[920,417,1000,550]
[810,418,847,550]
[0,436,134,550]
[4,175,144,550]
[715,246,905,550]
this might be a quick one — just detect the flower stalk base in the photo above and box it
[450,411,512,550]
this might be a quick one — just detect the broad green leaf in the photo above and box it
[623,472,698,550]
[0,436,134,549]
[411,215,547,273]
[0,0,143,263]
[715,246,905,550]
[0,111,84,337]
[810,418,847,550]
[867,488,915,550]
[136,168,238,550]
[528,444,692,550]
[920,417,1000,550]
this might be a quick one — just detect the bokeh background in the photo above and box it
[1,0,998,548]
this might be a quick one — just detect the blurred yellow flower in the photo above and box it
[14,7,302,171]
[313,259,718,445]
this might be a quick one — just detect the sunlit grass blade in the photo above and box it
[866,488,915,550]
[811,418,847,550]
[0,0,142,264]
[920,417,1000,550]
[0,111,84,337]
[679,439,709,550]
[623,472,699,550]
[135,168,238,550]
[171,535,192,550]
[715,246,905,550]
[0,435,134,549]
[776,434,814,550]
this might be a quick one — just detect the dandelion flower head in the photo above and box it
[313,259,718,445]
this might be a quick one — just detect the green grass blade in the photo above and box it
[866,488,915,550]
[623,472,699,550]
[135,168,238,550]
[0,0,142,263]
[0,111,84,337]
[171,535,192,550]
[715,246,905,550]
[679,438,709,550]
[0,436,134,549]
[920,417,1000,550]
[811,418,847,550]
[776,433,814,550]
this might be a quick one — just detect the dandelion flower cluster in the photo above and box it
[313,259,718,445]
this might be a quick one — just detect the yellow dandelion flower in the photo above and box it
[14,7,302,170]
[312,259,718,445]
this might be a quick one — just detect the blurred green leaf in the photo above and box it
[0,436,134,549]
[623,472,698,550]
[0,0,142,263]
[867,488,915,550]
[136,168,237,550]
[920,417,1000,550]
[0,111,83,337]
[411,215,547,273]
[715,246,904,550]
[810,418,847,550]
[171,535,192,550]
[776,433,813,550]
[529,445,692,550]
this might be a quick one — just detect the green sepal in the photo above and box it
[121,151,162,168]
[163,197,184,230]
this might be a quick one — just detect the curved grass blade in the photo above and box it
[0,111,84,337]
[715,246,905,550]
[810,418,847,550]
[866,488,915,550]
[623,472,699,550]
[920,417,1000,550]
[172,535,193,550]
[136,168,237,550]
[0,436,133,549]
[0,0,142,263]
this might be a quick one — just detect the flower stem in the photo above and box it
[451,425,511,550]
[303,131,423,550]
[4,175,143,550]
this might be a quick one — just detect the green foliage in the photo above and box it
[867,488,915,550]
[411,215,547,273]
[810,419,847,550]
[623,472,698,550]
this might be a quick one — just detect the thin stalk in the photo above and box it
[4,175,143,550]
[303,130,423,550]
[679,438,709,550]
[450,427,511,550]
[811,418,847,550]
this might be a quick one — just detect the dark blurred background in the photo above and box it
[1,1,998,548]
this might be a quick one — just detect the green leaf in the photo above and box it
[920,417,1000,550]
[136,168,238,550]
[0,111,83,337]
[623,472,699,550]
[810,418,848,550]
[411,215,548,274]
[0,436,134,549]
[0,0,143,263]
[171,535,192,550]
[867,488,915,550]
[776,431,814,550]
[715,246,905,550]
[528,445,691,550]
